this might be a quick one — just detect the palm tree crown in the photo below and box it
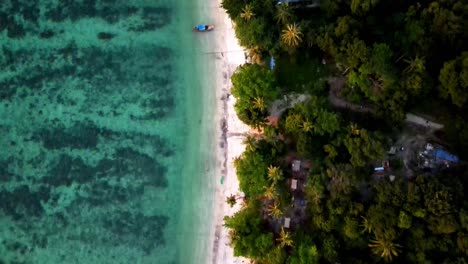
[277,227,293,248]
[252,96,266,111]
[226,194,239,207]
[300,119,313,132]
[267,165,283,183]
[268,201,283,219]
[246,46,263,65]
[368,236,402,261]
[275,3,292,25]
[263,185,278,200]
[243,136,257,151]
[404,56,425,73]
[281,23,303,47]
[240,4,255,21]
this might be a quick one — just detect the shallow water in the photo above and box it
[0,1,215,263]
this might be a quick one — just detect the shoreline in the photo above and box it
[206,1,250,263]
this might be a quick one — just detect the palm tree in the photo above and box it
[275,3,292,25]
[226,194,237,207]
[268,201,283,219]
[240,4,255,21]
[285,113,303,133]
[326,164,353,197]
[281,23,303,48]
[300,119,313,132]
[276,227,293,248]
[252,96,266,111]
[404,56,425,73]
[263,185,278,200]
[368,236,402,262]
[360,216,373,234]
[349,123,361,136]
[267,165,283,184]
[243,136,257,151]
[246,46,263,65]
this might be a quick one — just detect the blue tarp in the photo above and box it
[435,150,459,163]
[270,57,276,70]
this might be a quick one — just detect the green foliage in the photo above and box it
[459,210,468,231]
[259,247,287,264]
[221,0,246,19]
[289,98,341,137]
[339,38,368,71]
[342,127,385,167]
[305,174,325,209]
[427,214,459,234]
[226,194,237,208]
[350,0,380,16]
[398,211,412,229]
[234,17,275,50]
[438,52,468,107]
[322,236,339,262]
[289,241,319,264]
[422,1,465,45]
[231,64,279,127]
[234,149,270,198]
[224,203,274,258]
[223,0,468,262]
[368,235,401,262]
[326,163,355,198]
[343,217,360,240]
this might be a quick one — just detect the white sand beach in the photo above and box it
[203,1,251,263]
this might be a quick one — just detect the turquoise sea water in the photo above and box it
[0,1,216,263]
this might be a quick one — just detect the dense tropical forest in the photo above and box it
[221,0,468,263]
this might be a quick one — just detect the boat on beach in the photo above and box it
[193,24,215,32]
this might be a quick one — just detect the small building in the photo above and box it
[284,217,291,228]
[292,160,301,172]
[291,179,298,190]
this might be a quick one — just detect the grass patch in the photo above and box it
[274,55,328,95]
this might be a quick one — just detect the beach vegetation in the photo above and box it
[240,4,255,21]
[246,45,264,65]
[275,3,292,25]
[280,23,303,48]
[267,201,283,219]
[263,185,278,200]
[267,165,283,184]
[231,64,279,127]
[222,0,468,262]
[276,227,293,248]
[226,195,237,207]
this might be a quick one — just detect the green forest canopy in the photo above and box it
[223,0,468,263]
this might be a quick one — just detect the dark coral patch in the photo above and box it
[34,122,102,150]
[0,185,50,220]
[6,17,25,39]
[45,155,95,186]
[103,211,168,253]
[0,158,13,182]
[0,12,8,32]
[97,32,115,40]
[114,148,168,187]
[44,1,139,23]
[40,30,55,39]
